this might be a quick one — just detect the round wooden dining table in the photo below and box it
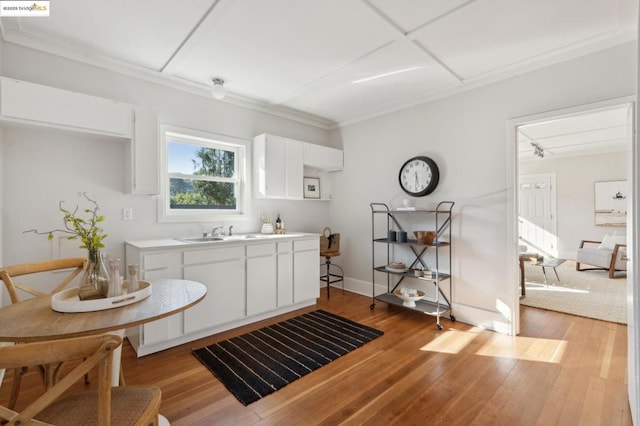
[0,278,206,426]
[0,278,206,343]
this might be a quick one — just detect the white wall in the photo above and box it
[0,43,334,303]
[329,41,636,332]
[520,151,627,259]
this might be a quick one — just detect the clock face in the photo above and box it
[399,156,439,197]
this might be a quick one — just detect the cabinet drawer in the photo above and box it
[184,246,244,265]
[294,238,319,252]
[247,242,275,257]
[277,241,292,253]
[142,252,168,270]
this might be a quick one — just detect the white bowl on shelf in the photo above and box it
[393,289,425,307]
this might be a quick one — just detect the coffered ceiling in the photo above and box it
[0,0,636,128]
[518,105,630,161]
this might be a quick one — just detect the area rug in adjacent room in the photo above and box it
[521,263,627,324]
[192,310,383,405]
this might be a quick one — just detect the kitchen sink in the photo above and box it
[177,233,299,244]
[178,236,225,243]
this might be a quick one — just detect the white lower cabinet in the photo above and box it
[125,234,319,357]
[138,251,182,346]
[294,239,320,302]
[183,246,245,334]
[246,243,277,316]
[277,241,294,307]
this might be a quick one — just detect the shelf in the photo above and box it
[374,266,450,281]
[374,292,450,316]
[373,238,450,247]
[370,201,455,329]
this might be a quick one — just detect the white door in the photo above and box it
[518,173,557,257]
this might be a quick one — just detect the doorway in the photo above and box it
[506,97,635,335]
[508,97,637,420]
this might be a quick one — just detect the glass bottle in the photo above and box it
[276,213,282,230]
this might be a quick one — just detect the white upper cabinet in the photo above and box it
[0,77,133,138]
[128,106,159,195]
[254,133,303,199]
[253,133,343,200]
[303,142,343,171]
[0,77,159,195]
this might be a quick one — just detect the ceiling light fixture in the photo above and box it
[530,141,544,158]
[211,77,226,100]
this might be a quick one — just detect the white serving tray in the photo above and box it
[51,280,152,313]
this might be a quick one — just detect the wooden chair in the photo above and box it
[0,258,126,409]
[0,334,161,426]
[0,257,87,304]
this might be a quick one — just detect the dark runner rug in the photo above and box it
[192,309,383,405]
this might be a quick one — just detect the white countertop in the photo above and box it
[126,232,318,249]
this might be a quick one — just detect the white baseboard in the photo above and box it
[334,277,513,335]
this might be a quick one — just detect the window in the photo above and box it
[159,125,249,222]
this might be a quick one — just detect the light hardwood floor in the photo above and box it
[1,288,631,425]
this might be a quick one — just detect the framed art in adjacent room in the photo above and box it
[594,180,628,226]
[303,177,320,199]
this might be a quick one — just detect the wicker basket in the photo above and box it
[320,227,340,255]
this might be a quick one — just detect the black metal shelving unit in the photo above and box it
[370,201,455,330]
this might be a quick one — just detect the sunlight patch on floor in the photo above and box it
[527,284,589,294]
[420,327,567,363]
[475,333,567,363]
[420,327,484,354]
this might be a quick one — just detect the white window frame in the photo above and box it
[158,124,250,223]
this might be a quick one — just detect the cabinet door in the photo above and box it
[254,134,303,199]
[140,268,182,345]
[285,141,303,199]
[277,242,294,307]
[137,252,183,346]
[294,249,320,303]
[128,106,159,195]
[247,254,277,316]
[303,143,343,171]
[183,259,245,333]
[0,77,133,137]
[263,134,287,198]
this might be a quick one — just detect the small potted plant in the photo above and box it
[25,193,109,299]
[260,215,274,234]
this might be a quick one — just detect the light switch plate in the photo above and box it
[122,207,133,221]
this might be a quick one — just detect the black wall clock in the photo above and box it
[398,156,439,197]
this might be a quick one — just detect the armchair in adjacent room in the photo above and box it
[575,234,627,278]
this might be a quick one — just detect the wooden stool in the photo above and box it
[320,251,344,298]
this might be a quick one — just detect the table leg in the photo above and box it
[113,330,170,425]
[111,329,125,386]
[541,267,549,286]
[553,267,561,281]
[519,257,525,297]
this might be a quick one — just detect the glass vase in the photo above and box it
[79,250,110,300]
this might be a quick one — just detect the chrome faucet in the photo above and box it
[228,225,234,236]
[211,226,225,236]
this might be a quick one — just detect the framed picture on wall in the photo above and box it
[594,180,628,227]
[303,177,320,199]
